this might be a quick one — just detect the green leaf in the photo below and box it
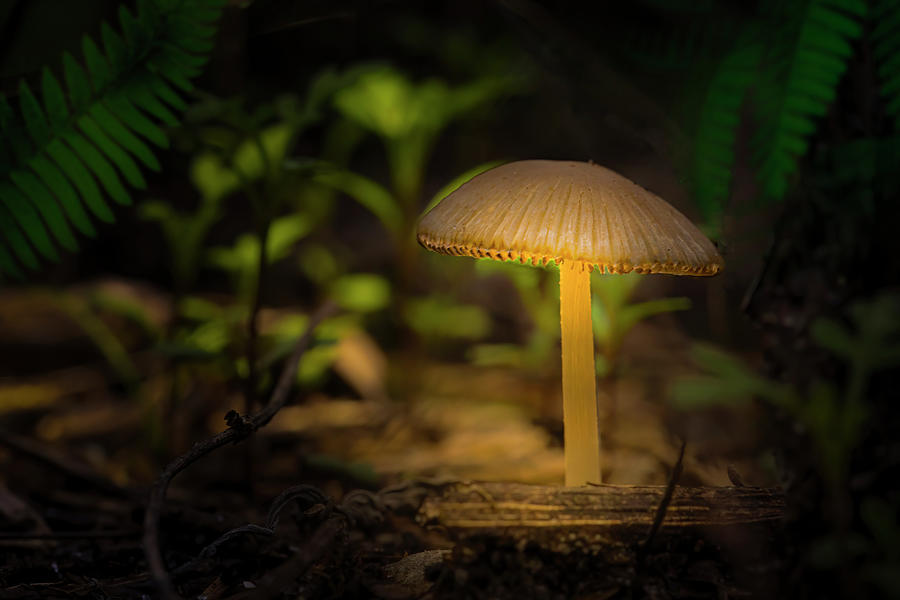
[130,79,178,125]
[148,76,186,110]
[104,94,169,147]
[78,116,147,189]
[330,274,391,313]
[9,169,80,247]
[313,168,403,235]
[0,200,41,269]
[425,160,505,214]
[44,139,114,223]
[89,104,160,170]
[18,81,50,145]
[810,317,855,358]
[82,36,112,92]
[62,132,131,206]
[619,297,691,333]
[29,155,98,235]
[101,22,129,72]
[266,214,312,261]
[0,183,59,261]
[149,55,194,91]
[752,0,867,202]
[0,239,25,279]
[62,53,92,113]
[41,68,69,131]
[118,4,147,49]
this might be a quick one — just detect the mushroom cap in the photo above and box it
[417,160,723,275]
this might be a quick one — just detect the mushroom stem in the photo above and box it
[559,260,601,486]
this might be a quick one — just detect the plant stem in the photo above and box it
[559,261,601,486]
[245,218,271,411]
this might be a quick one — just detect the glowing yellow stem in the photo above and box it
[559,261,601,486]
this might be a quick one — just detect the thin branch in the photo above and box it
[142,301,337,600]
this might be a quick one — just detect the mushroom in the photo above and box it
[416,160,723,486]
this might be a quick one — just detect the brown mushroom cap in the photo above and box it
[417,160,723,275]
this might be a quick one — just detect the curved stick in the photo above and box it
[142,302,337,600]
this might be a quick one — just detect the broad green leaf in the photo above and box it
[330,274,391,313]
[266,213,312,261]
[191,153,240,202]
[314,169,403,235]
[405,296,490,340]
[425,160,505,214]
[232,123,294,179]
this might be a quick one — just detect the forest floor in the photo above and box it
[0,281,783,599]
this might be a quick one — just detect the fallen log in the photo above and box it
[416,482,785,558]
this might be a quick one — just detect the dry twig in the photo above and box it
[142,302,337,600]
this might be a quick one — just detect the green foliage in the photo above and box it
[0,0,226,278]
[672,293,900,484]
[207,214,312,303]
[317,65,517,244]
[872,0,900,129]
[467,260,688,376]
[689,37,761,230]
[331,64,513,208]
[405,296,491,342]
[638,0,882,232]
[752,0,867,201]
[591,272,690,376]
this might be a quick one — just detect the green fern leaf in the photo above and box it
[29,155,98,233]
[78,117,147,189]
[101,23,130,72]
[752,0,867,201]
[148,76,187,111]
[41,68,69,131]
[18,82,51,146]
[9,170,80,247]
[88,104,161,170]
[0,0,226,277]
[0,183,59,261]
[62,53,92,111]
[690,37,761,230]
[82,36,112,92]
[105,94,169,147]
[44,140,114,223]
[872,0,900,127]
[0,241,25,279]
[62,132,131,206]
[0,209,42,269]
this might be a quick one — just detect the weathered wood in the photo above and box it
[417,482,785,557]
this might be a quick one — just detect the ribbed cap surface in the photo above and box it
[417,160,723,275]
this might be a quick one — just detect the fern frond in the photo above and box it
[690,36,761,232]
[0,0,225,278]
[872,0,900,128]
[752,0,867,201]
